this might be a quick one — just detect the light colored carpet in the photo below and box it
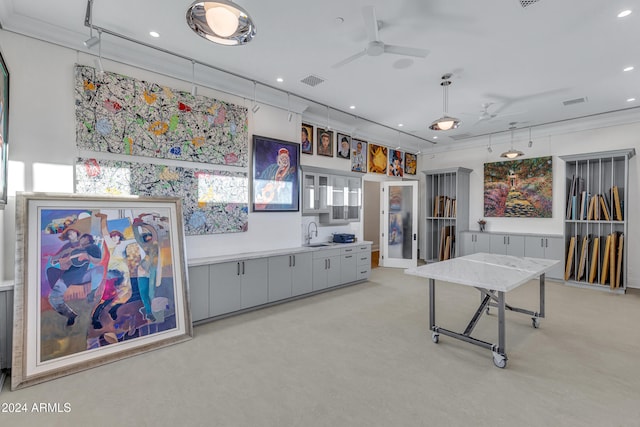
[1,267,639,426]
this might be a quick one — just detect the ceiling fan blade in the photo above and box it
[383,44,429,58]
[362,6,379,42]
[331,49,367,69]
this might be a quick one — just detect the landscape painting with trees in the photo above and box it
[484,156,552,218]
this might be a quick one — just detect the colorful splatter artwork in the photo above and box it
[74,65,248,166]
[75,158,249,235]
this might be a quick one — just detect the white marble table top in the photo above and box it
[404,252,560,292]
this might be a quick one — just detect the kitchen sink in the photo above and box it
[305,243,332,247]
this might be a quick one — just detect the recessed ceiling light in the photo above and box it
[623,66,634,72]
[349,105,356,109]
[276,77,284,83]
[433,136,438,139]
[398,123,403,127]
[149,31,160,38]
[627,97,636,102]
[617,10,632,18]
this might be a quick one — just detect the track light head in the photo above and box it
[251,104,260,113]
[528,140,533,148]
[84,36,99,49]
[191,85,198,96]
[287,112,293,122]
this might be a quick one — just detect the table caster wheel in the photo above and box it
[432,333,439,343]
[532,317,540,328]
[486,307,490,314]
[492,352,507,369]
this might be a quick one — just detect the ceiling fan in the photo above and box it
[469,102,525,125]
[331,6,429,69]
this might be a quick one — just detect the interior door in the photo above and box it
[381,181,418,268]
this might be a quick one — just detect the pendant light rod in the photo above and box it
[82,0,436,145]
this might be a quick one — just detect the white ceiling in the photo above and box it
[1,0,639,153]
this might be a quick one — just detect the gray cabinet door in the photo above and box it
[506,234,525,256]
[312,258,328,291]
[327,256,342,287]
[241,258,269,308]
[476,233,491,253]
[544,237,564,280]
[188,265,210,322]
[292,252,313,296]
[340,253,357,284]
[524,236,546,258]
[210,261,241,316]
[490,234,508,254]
[459,232,475,256]
[268,255,293,302]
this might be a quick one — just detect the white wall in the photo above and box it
[0,31,377,280]
[417,123,640,288]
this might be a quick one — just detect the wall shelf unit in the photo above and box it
[560,149,635,293]
[423,167,472,263]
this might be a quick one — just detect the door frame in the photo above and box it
[380,180,418,268]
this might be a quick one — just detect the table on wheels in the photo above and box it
[405,252,559,368]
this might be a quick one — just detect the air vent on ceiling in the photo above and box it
[520,0,540,8]
[449,133,474,141]
[563,97,588,106]
[300,75,325,87]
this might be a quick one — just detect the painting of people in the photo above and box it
[12,194,191,390]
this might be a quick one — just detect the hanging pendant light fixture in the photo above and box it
[429,73,461,131]
[500,124,525,159]
[186,1,256,46]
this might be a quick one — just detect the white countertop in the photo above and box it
[188,241,372,267]
[404,252,560,292]
[0,280,14,292]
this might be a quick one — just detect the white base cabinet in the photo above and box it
[524,236,564,280]
[460,232,491,256]
[459,231,563,280]
[189,243,372,323]
[490,234,525,257]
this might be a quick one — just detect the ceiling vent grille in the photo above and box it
[563,97,588,106]
[300,75,325,87]
[449,133,473,140]
[520,0,540,7]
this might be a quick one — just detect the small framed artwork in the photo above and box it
[252,135,300,212]
[301,123,314,155]
[388,150,404,177]
[351,139,367,173]
[0,49,9,208]
[12,193,192,390]
[405,153,417,175]
[336,133,351,159]
[316,127,333,157]
[368,143,388,174]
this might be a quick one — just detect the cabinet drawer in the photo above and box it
[356,245,371,253]
[312,248,342,259]
[356,266,371,281]
[340,246,357,255]
[357,252,371,266]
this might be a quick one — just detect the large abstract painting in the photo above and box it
[12,194,192,390]
[75,158,248,235]
[74,65,248,166]
[484,156,553,218]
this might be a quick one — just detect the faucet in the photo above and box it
[306,221,318,244]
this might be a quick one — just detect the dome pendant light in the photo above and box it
[186,1,256,46]
[500,125,525,159]
[429,73,461,131]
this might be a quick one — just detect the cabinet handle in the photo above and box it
[328,259,331,269]
[293,255,296,267]
[413,233,417,241]
[237,262,240,276]
[541,238,544,248]
[242,261,245,275]
[289,255,292,267]
[507,236,510,245]
[545,239,548,248]
[503,236,506,244]
[345,255,353,259]
[325,259,328,269]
